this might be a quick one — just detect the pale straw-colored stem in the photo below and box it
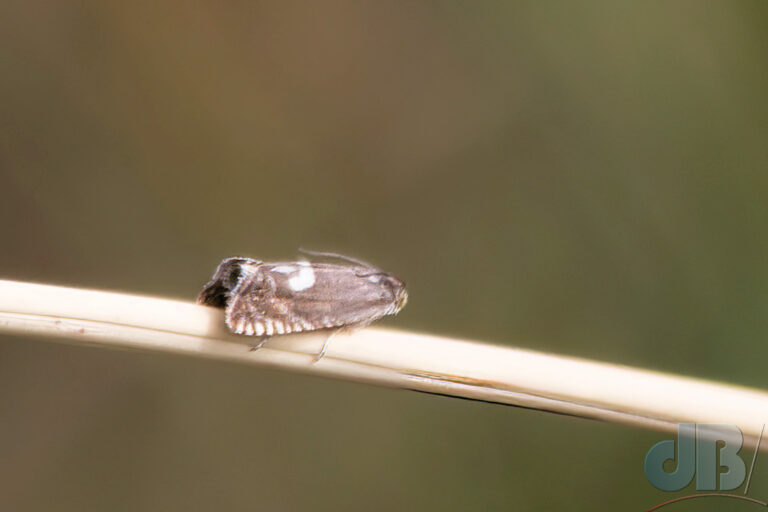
[1,279,766,450]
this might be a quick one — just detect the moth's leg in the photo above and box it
[314,324,364,362]
[249,335,270,352]
[314,329,339,362]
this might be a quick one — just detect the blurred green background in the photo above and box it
[1,1,768,510]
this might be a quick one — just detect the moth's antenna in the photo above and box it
[298,248,379,269]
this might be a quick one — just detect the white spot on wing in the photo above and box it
[264,321,274,336]
[272,265,296,274]
[288,262,315,292]
[274,320,285,334]
[254,322,265,336]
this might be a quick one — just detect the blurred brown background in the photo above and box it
[2,1,768,510]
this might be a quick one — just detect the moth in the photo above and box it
[197,250,408,359]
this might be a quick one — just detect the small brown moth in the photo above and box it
[197,251,408,359]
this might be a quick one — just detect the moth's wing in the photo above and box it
[225,270,311,336]
[267,265,398,328]
[197,257,259,308]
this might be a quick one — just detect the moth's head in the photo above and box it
[380,274,408,313]
[197,257,260,308]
